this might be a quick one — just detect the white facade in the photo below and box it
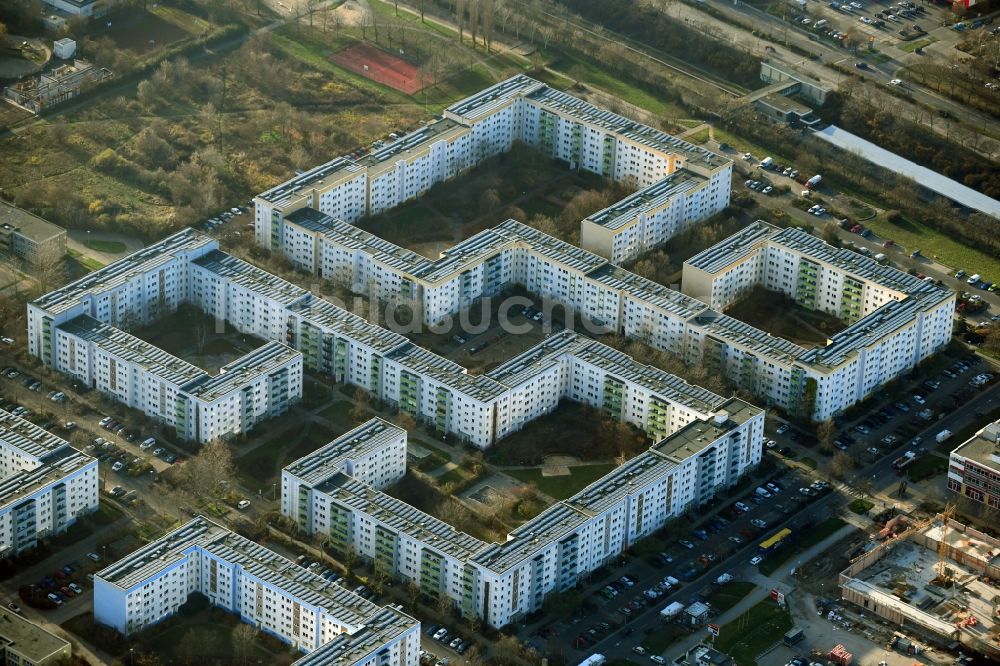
[282,403,762,629]
[0,410,98,557]
[93,517,420,666]
[682,221,956,419]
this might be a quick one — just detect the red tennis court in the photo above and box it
[330,42,426,94]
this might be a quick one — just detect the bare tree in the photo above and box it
[181,440,236,500]
[233,623,257,666]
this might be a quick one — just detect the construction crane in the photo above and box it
[936,504,957,585]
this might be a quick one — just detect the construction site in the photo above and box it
[838,513,1000,661]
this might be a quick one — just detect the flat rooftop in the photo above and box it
[288,295,408,355]
[181,341,301,402]
[950,420,1000,470]
[0,201,65,243]
[192,250,309,306]
[318,473,489,561]
[584,170,707,231]
[0,608,70,663]
[290,606,417,666]
[31,228,213,316]
[0,408,74,461]
[685,221,779,275]
[97,517,382,627]
[284,418,405,487]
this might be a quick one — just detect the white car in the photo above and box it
[651,656,667,665]
[751,555,763,566]
[432,628,448,641]
[889,78,902,85]
[111,461,124,472]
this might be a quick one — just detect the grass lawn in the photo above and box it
[799,456,817,469]
[897,36,938,53]
[641,623,689,653]
[83,239,128,254]
[506,464,615,499]
[759,517,848,576]
[359,204,452,247]
[715,598,793,665]
[848,499,875,514]
[687,127,711,144]
[317,401,357,426]
[530,67,574,90]
[713,126,796,166]
[906,454,947,482]
[238,421,335,486]
[547,51,673,116]
[863,212,1000,280]
[66,249,104,272]
[708,581,756,613]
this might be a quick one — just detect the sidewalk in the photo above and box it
[663,523,858,662]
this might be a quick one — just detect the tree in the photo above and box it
[0,23,8,46]
[350,388,371,423]
[395,411,417,432]
[181,440,235,500]
[233,623,256,665]
[817,419,835,454]
[493,635,523,665]
[479,188,501,216]
[831,451,855,480]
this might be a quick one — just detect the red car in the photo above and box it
[60,586,76,598]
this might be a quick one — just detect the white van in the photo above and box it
[968,274,981,284]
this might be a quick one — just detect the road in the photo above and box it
[665,0,1000,158]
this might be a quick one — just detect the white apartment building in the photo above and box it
[0,409,98,557]
[93,517,420,665]
[947,419,1000,510]
[580,170,726,263]
[282,402,762,629]
[254,75,731,257]
[28,229,304,444]
[682,221,955,419]
[281,418,408,526]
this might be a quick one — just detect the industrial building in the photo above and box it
[283,399,762,629]
[0,409,98,557]
[947,419,1000,509]
[254,75,732,264]
[839,516,1000,659]
[93,516,420,665]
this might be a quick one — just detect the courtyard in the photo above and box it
[724,286,848,348]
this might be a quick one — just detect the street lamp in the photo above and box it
[129,647,134,666]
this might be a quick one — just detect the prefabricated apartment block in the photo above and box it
[0,409,98,557]
[283,402,762,629]
[254,75,732,265]
[682,221,954,419]
[27,230,304,444]
[93,516,421,666]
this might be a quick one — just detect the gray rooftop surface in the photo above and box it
[0,408,75,460]
[815,125,1000,220]
[318,473,489,561]
[288,295,409,355]
[584,171,708,231]
[31,228,213,316]
[290,606,418,666]
[192,250,309,305]
[57,314,206,387]
[950,421,1000,470]
[181,341,301,401]
[0,608,70,663]
[0,201,65,243]
[283,418,405,486]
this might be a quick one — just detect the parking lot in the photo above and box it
[522,463,831,661]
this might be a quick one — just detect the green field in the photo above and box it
[713,126,796,166]
[759,517,848,576]
[67,248,104,272]
[709,581,757,613]
[861,212,1000,280]
[715,599,793,665]
[83,239,128,254]
[897,36,938,53]
[905,454,948,482]
[687,127,711,144]
[506,464,616,499]
[548,51,674,116]
[848,499,875,514]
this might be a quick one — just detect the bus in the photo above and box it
[758,528,792,553]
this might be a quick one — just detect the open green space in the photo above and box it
[66,249,104,273]
[83,239,128,254]
[641,623,689,654]
[708,581,757,613]
[724,286,846,348]
[715,599,793,665]
[759,517,848,576]
[862,212,1000,281]
[317,400,356,425]
[897,36,938,53]
[358,204,452,248]
[687,127,711,144]
[548,51,674,116]
[848,499,875,514]
[506,463,616,500]
[906,454,948,482]
[238,421,338,488]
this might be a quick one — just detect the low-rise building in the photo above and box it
[0,607,72,666]
[0,409,98,557]
[3,59,111,113]
[947,419,1000,509]
[93,516,420,665]
[0,202,66,268]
